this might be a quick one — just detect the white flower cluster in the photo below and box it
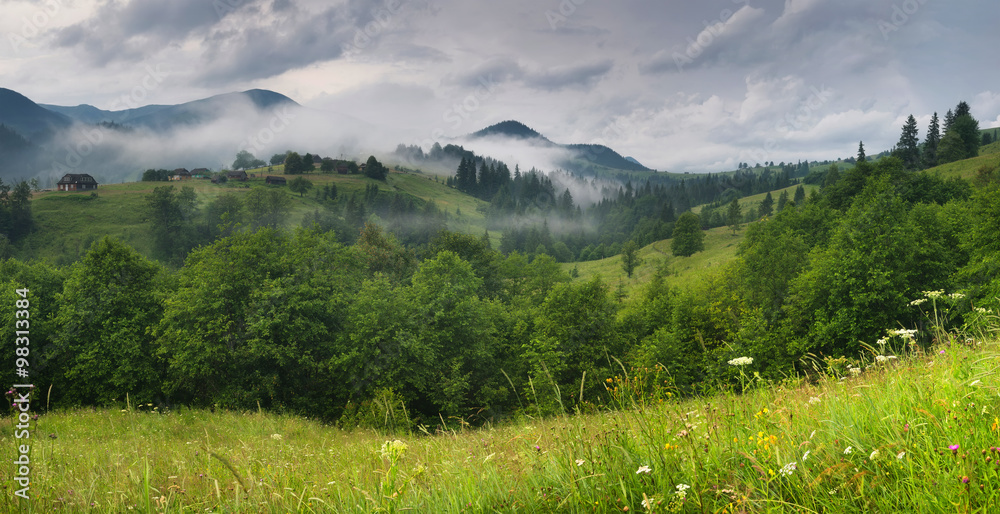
[875,355,897,364]
[674,483,690,499]
[887,328,917,339]
[779,462,797,476]
[923,290,944,299]
[869,450,880,460]
[849,367,861,376]
[909,298,927,306]
[379,439,408,460]
[844,446,853,454]
[728,356,753,367]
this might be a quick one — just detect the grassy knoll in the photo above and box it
[566,226,745,294]
[692,184,820,215]
[19,168,491,264]
[5,325,1000,511]
[925,141,1000,181]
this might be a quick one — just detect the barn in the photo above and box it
[57,174,99,192]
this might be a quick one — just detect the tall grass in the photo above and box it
[5,331,1000,511]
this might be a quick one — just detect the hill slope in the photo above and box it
[0,87,72,141]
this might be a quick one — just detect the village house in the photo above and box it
[57,173,99,192]
[265,176,286,185]
[226,170,248,182]
[190,168,211,179]
[170,168,192,181]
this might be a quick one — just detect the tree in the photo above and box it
[776,190,789,212]
[288,176,313,197]
[245,188,291,229]
[895,114,921,170]
[793,184,806,205]
[204,192,243,239]
[52,237,165,404]
[621,240,643,278]
[923,112,941,169]
[233,150,261,170]
[671,211,704,257]
[857,141,866,162]
[364,155,388,181]
[320,158,335,173]
[758,192,774,218]
[284,152,305,174]
[726,197,742,235]
[270,152,289,166]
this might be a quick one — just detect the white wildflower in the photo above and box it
[808,397,821,405]
[869,450,880,460]
[636,465,652,474]
[779,462,797,476]
[896,451,906,460]
[270,434,283,441]
[975,307,988,314]
[875,355,887,363]
[950,292,966,300]
[802,450,811,461]
[876,338,887,346]
[849,367,861,376]
[844,446,853,455]
[910,298,927,306]
[576,459,585,467]
[674,483,690,499]
[924,290,944,299]
[728,356,753,367]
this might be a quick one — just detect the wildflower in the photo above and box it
[961,476,970,484]
[950,293,965,300]
[897,451,906,460]
[876,338,887,346]
[270,434,282,441]
[939,350,946,355]
[975,307,988,314]
[888,328,918,339]
[849,367,861,376]
[949,444,960,454]
[802,450,811,461]
[844,446,853,455]
[869,450,880,460]
[728,356,753,367]
[992,417,999,432]
[379,440,408,460]
[876,355,887,363]
[675,483,690,499]
[576,459,585,467]
[924,290,944,299]
[636,465,652,474]
[910,298,927,306]
[779,462,797,476]
[642,496,656,509]
[808,397,821,405]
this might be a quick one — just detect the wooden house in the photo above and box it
[190,168,211,179]
[170,168,192,181]
[57,173,98,192]
[226,170,248,182]
[265,176,286,186]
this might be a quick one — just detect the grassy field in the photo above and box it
[18,167,491,264]
[4,314,999,512]
[692,184,820,215]
[566,226,744,294]
[925,141,1000,181]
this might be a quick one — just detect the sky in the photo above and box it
[2,0,999,173]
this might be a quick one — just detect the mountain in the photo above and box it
[468,120,653,172]
[41,89,300,132]
[0,88,72,141]
[470,120,554,143]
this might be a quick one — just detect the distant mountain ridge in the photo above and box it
[40,89,300,131]
[469,120,652,172]
[0,88,72,141]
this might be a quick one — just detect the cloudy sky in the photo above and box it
[3,0,999,172]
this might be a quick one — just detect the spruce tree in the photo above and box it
[923,112,941,169]
[943,109,955,133]
[727,198,742,235]
[777,190,789,213]
[758,192,774,218]
[793,184,806,205]
[857,141,866,162]
[896,114,921,170]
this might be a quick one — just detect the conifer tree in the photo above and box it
[857,141,866,162]
[895,115,921,170]
[793,184,806,205]
[923,112,941,169]
[758,192,774,218]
